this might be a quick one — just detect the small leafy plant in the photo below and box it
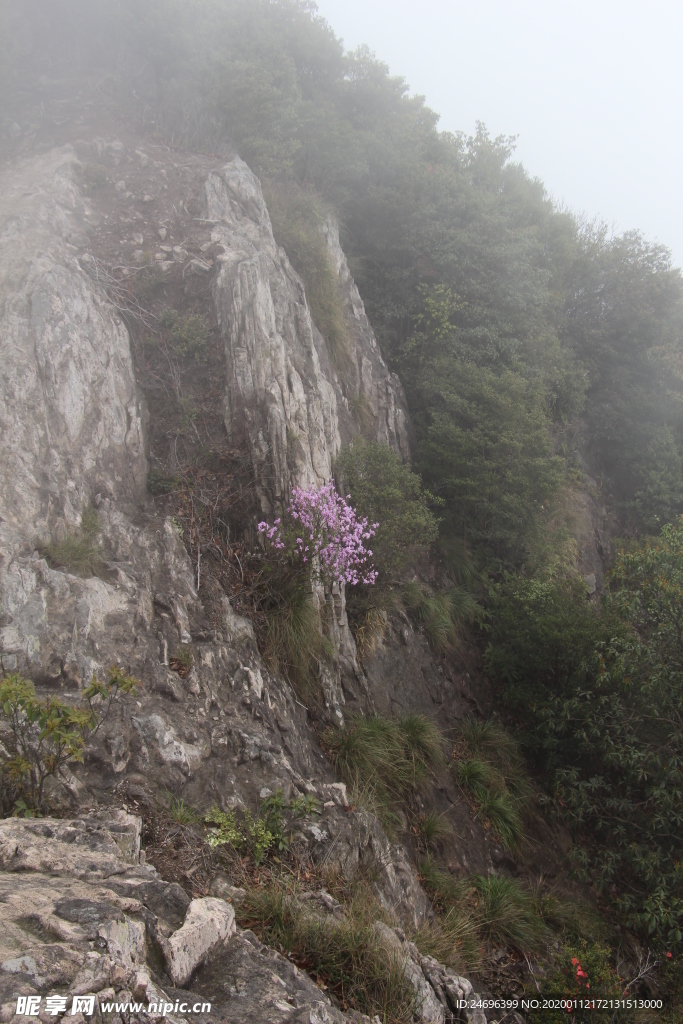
[205,790,319,866]
[0,667,139,815]
[169,796,199,824]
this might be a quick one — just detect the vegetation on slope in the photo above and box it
[6,0,683,994]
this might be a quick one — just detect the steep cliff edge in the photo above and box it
[0,134,496,1021]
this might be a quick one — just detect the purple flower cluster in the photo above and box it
[258,482,378,586]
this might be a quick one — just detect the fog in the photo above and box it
[317,0,683,268]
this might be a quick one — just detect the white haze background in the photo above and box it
[316,0,683,268]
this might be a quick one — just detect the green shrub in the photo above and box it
[486,528,683,947]
[205,790,318,866]
[206,806,282,866]
[264,182,349,368]
[536,939,623,1023]
[39,505,104,577]
[336,441,439,583]
[484,573,616,708]
[160,308,208,360]
[0,668,139,815]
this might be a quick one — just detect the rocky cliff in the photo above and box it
[0,123,498,1023]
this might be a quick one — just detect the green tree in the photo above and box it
[335,441,438,581]
[416,360,563,561]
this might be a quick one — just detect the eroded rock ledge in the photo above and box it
[0,815,486,1024]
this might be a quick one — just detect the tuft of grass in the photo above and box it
[169,797,199,824]
[327,714,444,830]
[403,581,479,652]
[262,582,334,704]
[473,875,549,950]
[453,719,533,853]
[399,713,446,783]
[238,881,416,1024]
[477,792,524,853]
[529,876,608,943]
[419,860,550,961]
[415,810,452,849]
[40,505,105,577]
[264,182,350,369]
[454,757,501,801]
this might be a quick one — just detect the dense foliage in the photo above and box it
[335,441,438,580]
[486,522,683,947]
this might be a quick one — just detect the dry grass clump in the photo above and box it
[417,859,554,971]
[261,581,334,705]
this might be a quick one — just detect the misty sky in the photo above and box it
[316,0,683,269]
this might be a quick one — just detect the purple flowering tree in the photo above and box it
[258,482,378,587]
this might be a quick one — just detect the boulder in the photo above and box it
[165,897,236,987]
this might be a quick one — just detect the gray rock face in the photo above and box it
[0,138,429,930]
[308,806,432,931]
[0,135,476,1021]
[371,922,487,1024]
[0,815,366,1024]
[0,147,147,553]
[165,898,236,987]
[208,158,410,514]
[321,216,411,462]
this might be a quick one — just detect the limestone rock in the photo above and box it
[309,806,432,930]
[165,897,236,987]
[208,158,410,513]
[0,816,371,1023]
